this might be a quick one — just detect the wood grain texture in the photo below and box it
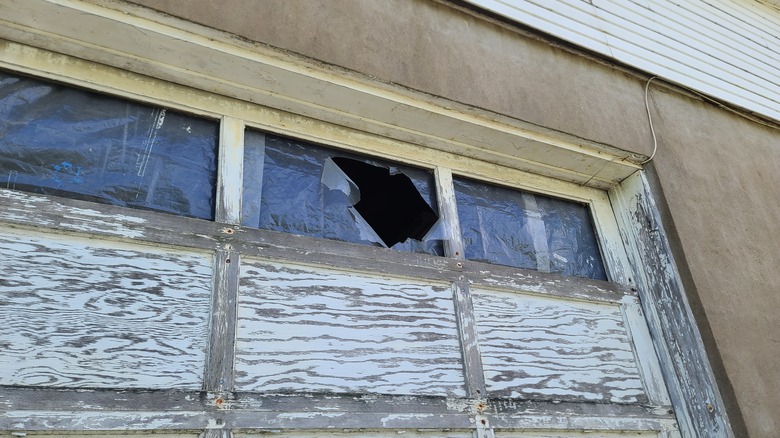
[434,167,464,260]
[0,388,676,432]
[203,249,239,392]
[235,259,466,396]
[610,172,733,437]
[0,189,633,305]
[0,227,213,389]
[451,281,487,398]
[619,297,671,406]
[471,289,645,403]
[236,432,472,438]
[216,116,244,225]
[0,434,199,438]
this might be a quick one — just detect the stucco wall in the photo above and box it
[128,0,654,158]
[128,1,777,436]
[648,88,780,437]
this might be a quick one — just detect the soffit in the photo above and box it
[0,0,643,188]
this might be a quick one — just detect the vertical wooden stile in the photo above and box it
[204,248,239,392]
[216,116,245,225]
[435,166,491,437]
[452,280,487,399]
[434,167,464,260]
[620,295,672,406]
[201,429,231,438]
[611,171,733,438]
[205,116,244,438]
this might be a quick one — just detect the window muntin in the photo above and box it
[453,177,607,280]
[0,72,219,220]
[241,130,444,256]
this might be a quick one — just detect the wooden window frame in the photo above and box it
[0,4,732,435]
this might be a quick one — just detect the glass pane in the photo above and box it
[0,72,218,220]
[242,131,444,256]
[453,177,607,280]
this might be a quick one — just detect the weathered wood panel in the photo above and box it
[235,259,466,396]
[610,171,732,437]
[236,432,472,438]
[451,281,487,398]
[0,190,634,305]
[496,432,658,437]
[0,435,198,438]
[0,388,677,432]
[471,289,645,403]
[0,227,213,389]
[203,249,239,393]
[0,435,199,438]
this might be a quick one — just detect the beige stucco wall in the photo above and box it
[648,88,780,437]
[128,1,778,436]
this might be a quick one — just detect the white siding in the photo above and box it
[467,0,780,122]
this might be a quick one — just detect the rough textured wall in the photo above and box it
[126,1,776,436]
[127,0,654,158]
[648,88,780,437]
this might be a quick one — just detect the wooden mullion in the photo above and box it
[216,116,245,225]
[436,166,488,407]
[201,430,232,438]
[452,281,487,399]
[434,166,465,260]
[204,248,240,393]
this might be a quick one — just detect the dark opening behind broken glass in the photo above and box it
[330,157,439,247]
[453,177,607,280]
[0,72,219,220]
[242,131,444,256]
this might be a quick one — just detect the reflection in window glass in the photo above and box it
[0,72,219,220]
[242,131,444,256]
[454,177,607,280]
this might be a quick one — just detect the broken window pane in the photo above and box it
[0,72,218,220]
[453,177,607,280]
[242,131,444,256]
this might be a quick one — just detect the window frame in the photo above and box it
[0,28,728,437]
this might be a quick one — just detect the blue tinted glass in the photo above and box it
[242,131,444,256]
[0,72,218,220]
[454,177,607,280]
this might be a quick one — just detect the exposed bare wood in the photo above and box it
[234,259,465,396]
[0,190,633,304]
[474,414,495,438]
[0,16,690,436]
[0,388,206,411]
[203,249,239,392]
[0,227,212,389]
[0,387,676,433]
[0,404,676,433]
[610,171,733,437]
[451,281,486,398]
[236,432,472,438]
[471,288,646,403]
[0,387,673,415]
[201,429,232,438]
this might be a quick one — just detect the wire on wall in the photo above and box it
[640,76,658,165]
